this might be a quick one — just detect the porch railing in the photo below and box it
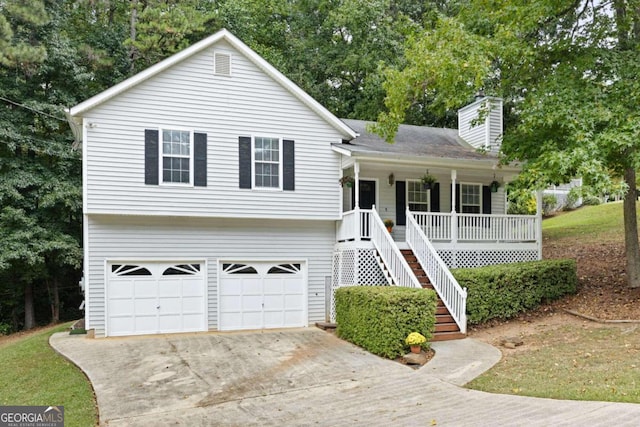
[406,209,467,334]
[369,207,421,289]
[412,212,538,243]
[337,208,373,242]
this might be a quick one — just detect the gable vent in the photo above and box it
[214,53,231,76]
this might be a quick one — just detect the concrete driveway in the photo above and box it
[51,328,640,426]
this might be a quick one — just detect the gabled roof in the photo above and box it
[67,29,356,140]
[335,119,519,170]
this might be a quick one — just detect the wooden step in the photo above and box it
[431,331,467,342]
[435,322,461,333]
[400,248,465,342]
[435,305,448,314]
[436,314,455,323]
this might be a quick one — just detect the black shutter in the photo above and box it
[431,183,440,212]
[239,136,252,189]
[482,185,492,214]
[396,181,406,226]
[283,139,295,191]
[194,132,207,187]
[145,129,159,185]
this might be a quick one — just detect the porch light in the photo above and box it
[388,173,395,186]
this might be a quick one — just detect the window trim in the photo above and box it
[159,127,194,187]
[406,179,431,212]
[251,135,283,191]
[460,182,482,214]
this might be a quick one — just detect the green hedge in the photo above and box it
[452,259,577,324]
[335,286,437,359]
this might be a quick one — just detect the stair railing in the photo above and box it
[369,206,421,289]
[406,208,467,334]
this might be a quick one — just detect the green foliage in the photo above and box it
[564,187,581,211]
[335,286,437,359]
[507,185,537,215]
[582,194,602,206]
[453,260,577,325]
[542,194,558,216]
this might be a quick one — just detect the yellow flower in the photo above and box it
[405,332,426,346]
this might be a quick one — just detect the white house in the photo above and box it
[68,29,541,340]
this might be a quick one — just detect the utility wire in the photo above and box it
[0,96,67,122]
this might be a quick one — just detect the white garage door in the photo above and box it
[219,262,306,331]
[107,263,206,337]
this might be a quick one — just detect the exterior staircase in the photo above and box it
[400,249,466,341]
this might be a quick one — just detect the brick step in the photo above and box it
[431,331,467,342]
[435,322,460,333]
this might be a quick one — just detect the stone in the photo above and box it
[403,352,428,365]
[500,336,524,348]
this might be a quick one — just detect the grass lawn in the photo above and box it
[468,323,640,402]
[467,201,640,402]
[542,200,634,243]
[0,322,98,427]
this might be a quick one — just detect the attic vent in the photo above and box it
[214,53,231,76]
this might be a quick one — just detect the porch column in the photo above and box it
[354,162,360,208]
[354,162,361,240]
[536,189,543,260]
[451,169,458,244]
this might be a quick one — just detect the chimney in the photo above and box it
[457,96,503,152]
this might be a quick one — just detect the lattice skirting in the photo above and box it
[438,249,539,269]
[330,248,388,321]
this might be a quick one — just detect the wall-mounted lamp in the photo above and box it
[388,173,395,186]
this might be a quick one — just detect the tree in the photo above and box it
[376,0,640,288]
[0,1,101,330]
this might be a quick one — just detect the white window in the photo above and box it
[253,136,281,188]
[162,129,192,184]
[408,180,430,212]
[461,183,481,213]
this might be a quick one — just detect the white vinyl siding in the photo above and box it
[85,215,334,337]
[457,97,503,152]
[82,40,344,220]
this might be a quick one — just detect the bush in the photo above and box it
[564,187,581,210]
[542,194,558,216]
[452,259,577,325]
[335,286,437,359]
[582,194,602,206]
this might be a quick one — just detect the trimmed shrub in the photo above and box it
[452,259,577,325]
[335,286,437,359]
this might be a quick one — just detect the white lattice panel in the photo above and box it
[438,250,538,269]
[357,249,388,285]
[330,248,389,321]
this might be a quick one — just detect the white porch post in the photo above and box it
[354,162,361,240]
[450,169,458,244]
[536,189,543,260]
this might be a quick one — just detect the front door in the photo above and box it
[352,180,376,209]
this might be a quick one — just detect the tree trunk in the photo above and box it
[623,167,640,288]
[129,0,138,73]
[47,279,60,323]
[24,282,35,330]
